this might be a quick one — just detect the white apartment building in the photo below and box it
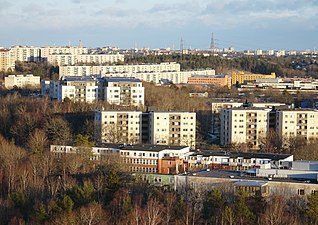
[275,109,318,141]
[47,53,124,66]
[220,108,271,148]
[100,77,144,107]
[59,63,215,84]
[94,110,196,147]
[94,110,143,144]
[40,46,88,59]
[77,54,124,64]
[211,102,286,136]
[47,54,77,66]
[57,77,98,103]
[4,74,41,89]
[59,62,181,77]
[147,112,196,147]
[10,46,41,62]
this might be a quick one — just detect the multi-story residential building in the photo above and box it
[60,62,181,76]
[59,63,215,84]
[273,109,318,141]
[47,54,77,66]
[94,110,196,147]
[231,71,276,85]
[43,76,145,105]
[40,46,88,59]
[220,107,271,148]
[187,74,231,88]
[47,53,124,66]
[10,46,41,62]
[99,77,144,107]
[0,49,15,72]
[57,77,98,103]
[77,54,124,65]
[4,74,41,89]
[50,144,191,174]
[212,102,285,136]
[94,110,143,144]
[146,112,196,147]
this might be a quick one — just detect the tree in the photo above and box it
[27,128,47,154]
[202,189,226,224]
[234,190,255,225]
[305,192,318,224]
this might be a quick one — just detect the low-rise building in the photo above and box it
[50,144,190,174]
[232,71,276,85]
[4,74,41,89]
[187,75,231,88]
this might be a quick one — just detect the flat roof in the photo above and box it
[100,143,188,152]
[103,77,142,82]
[191,151,292,160]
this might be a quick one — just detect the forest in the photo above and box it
[0,83,318,224]
[1,56,318,224]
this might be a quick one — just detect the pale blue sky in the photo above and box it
[1,0,317,50]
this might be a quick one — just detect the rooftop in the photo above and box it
[103,77,142,82]
[190,151,292,160]
[100,143,188,152]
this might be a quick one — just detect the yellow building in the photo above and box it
[232,71,276,85]
[0,49,15,72]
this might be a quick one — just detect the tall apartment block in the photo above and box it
[273,109,318,141]
[44,77,144,106]
[220,107,318,148]
[145,112,196,147]
[212,102,286,136]
[57,77,98,103]
[0,49,15,72]
[59,63,215,84]
[220,107,271,148]
[95,110,196,148]
[98,77,144,107]
[94,110,142,144]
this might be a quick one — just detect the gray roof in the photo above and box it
[103,77,142,82]
[191,151,292,160]
[100,143,187,152]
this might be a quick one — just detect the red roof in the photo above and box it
[0,49,9,52]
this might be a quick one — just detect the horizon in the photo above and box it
[1,0,317,51]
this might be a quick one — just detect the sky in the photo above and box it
[0,0,317,51]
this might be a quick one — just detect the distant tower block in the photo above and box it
[79,40,83,48]
[180,37,184,57]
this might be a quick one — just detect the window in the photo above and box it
[298,189,305,195]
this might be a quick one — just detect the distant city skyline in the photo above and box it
[0,0,317,51]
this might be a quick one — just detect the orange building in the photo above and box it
[187,75,231,88]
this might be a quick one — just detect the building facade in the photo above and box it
[94,110,143,144]
[59,63,215,84]
[0,49,15,72]
[99,77,144,107]
[4,74,41,89]
[220,107,271,148]
[231,72,276,85]
[50,144,191,174]
[57,77,98,103]
[94,110,196,147]
[274,109,318,141]
[187,74,231,88]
